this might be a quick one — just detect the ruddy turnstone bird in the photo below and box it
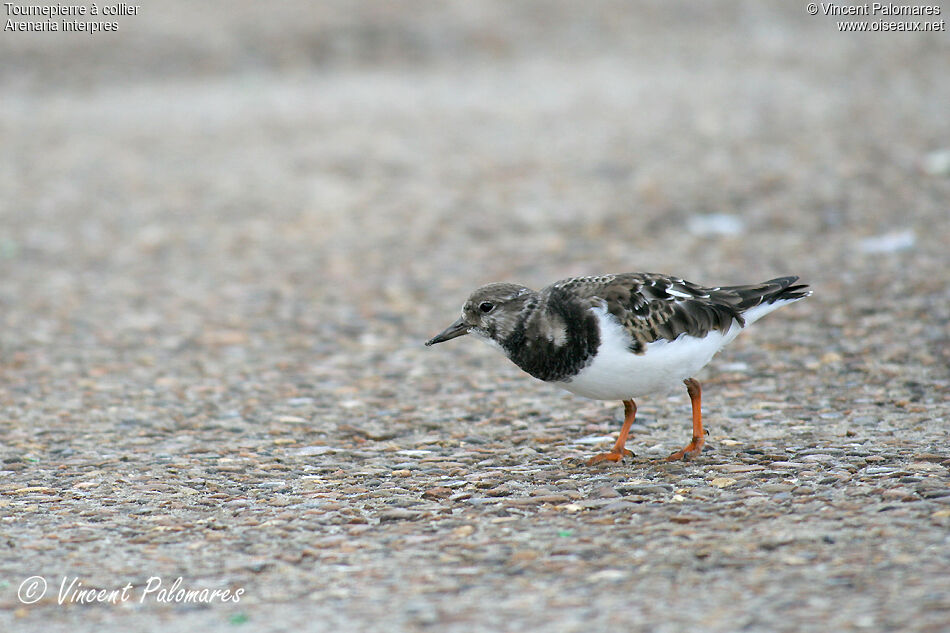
[426,273,810,465]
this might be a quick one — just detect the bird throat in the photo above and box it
[501,290,600,383]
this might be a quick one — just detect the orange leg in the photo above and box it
[666,378,705,461]
[587,399,636,465]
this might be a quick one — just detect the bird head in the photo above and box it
[425,283,535,347]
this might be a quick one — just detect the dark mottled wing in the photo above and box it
[546,273,805,354]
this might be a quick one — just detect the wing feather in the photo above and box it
[545,273,745,353]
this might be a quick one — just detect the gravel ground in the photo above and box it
[2,2,949,631]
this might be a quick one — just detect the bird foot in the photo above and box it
[586,448,634,466]
[665,438,705,461]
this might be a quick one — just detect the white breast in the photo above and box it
[552,306,743,400]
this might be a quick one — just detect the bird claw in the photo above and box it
[665,438,705,461]
[586,448,634,466]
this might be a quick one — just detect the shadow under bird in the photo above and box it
[426,272,811,464]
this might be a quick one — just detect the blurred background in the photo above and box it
[2,0,948,469]
[2,1,947,367]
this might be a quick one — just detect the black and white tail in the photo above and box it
[724,276,812,326]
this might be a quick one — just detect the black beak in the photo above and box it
[425,318,469,346]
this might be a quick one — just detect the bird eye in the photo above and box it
[479,301,495,313]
